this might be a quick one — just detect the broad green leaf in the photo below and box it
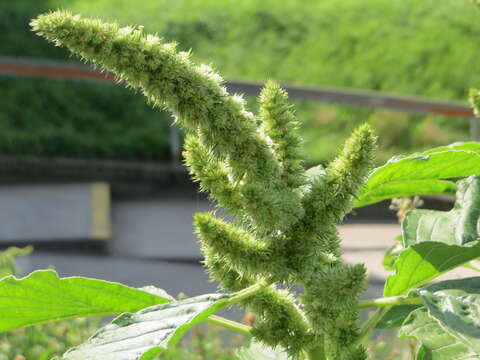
[384,242,480,296]
[236,341,288,360]
[355,150,480,208]
[62,293,228,360]
[418,277,480,354]
[400,308,479,360]
[384,177,480,296]
[0,269,171,332]
[138,286,175,301]
[375,304,421,329]
[422,142,480,155]
[356,179,456,208]
[403,176,480,247]
[403,210,459,246]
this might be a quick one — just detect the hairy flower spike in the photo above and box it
[287,124,376,360]
[259,81,306,189]
[249,287,316,357]
[322,124,377,221]
[200,242,314,358]
[285,125,376,270]
[32,11,379,360]
[194,212,277,279]
[31,11,303,234]
[184,135,245,217]
[201,242,255,292]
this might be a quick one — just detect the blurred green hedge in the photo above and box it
[1,0,479,163]
[0,2,171,162]
[0,77,171,161]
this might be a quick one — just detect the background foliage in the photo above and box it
[1,0,479,163]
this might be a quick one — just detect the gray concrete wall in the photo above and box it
[112,196,212,259]
[0,183,110,243]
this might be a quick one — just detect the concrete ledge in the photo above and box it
[0,183,111,243]
[0,156,187,183]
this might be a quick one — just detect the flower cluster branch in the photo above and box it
[32,11,377,359]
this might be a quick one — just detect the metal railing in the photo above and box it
[1,55,478,150]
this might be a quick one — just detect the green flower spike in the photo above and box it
[32,11,377,360]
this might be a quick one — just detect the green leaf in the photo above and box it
[355,150,480,208]
[384,176,480,296]
[375,304,422,329]
[62,293,228,360]
[356,179,456,208]
[403,176,480,247]
[422,142,480,155]
[403,210,459,246]
[400,278,480,359]
[418,277,480,354]
[236,341,288,360]
[400,308,479,360]
[384,241,480,297]
[138,286,175,301]
[0,269,171,332]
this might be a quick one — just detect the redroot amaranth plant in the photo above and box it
[1,10,480,360]
[33,11,377,358]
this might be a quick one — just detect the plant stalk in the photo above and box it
[205,286,422,346]
[228,282,265,305]
[206,315,252,335]
[356,307,390,346]
[199,283,264,335]
[356,295,422,309]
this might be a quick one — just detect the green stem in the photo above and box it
[228,282,265,305]
[206,315,252,335]
[356,307,390,345]
[202,283,264,335]
[356,295,422,309]
[204,290,421,346]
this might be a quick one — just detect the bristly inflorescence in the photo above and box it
[32,11,377,359]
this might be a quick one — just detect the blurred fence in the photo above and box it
[1,55,478,154]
